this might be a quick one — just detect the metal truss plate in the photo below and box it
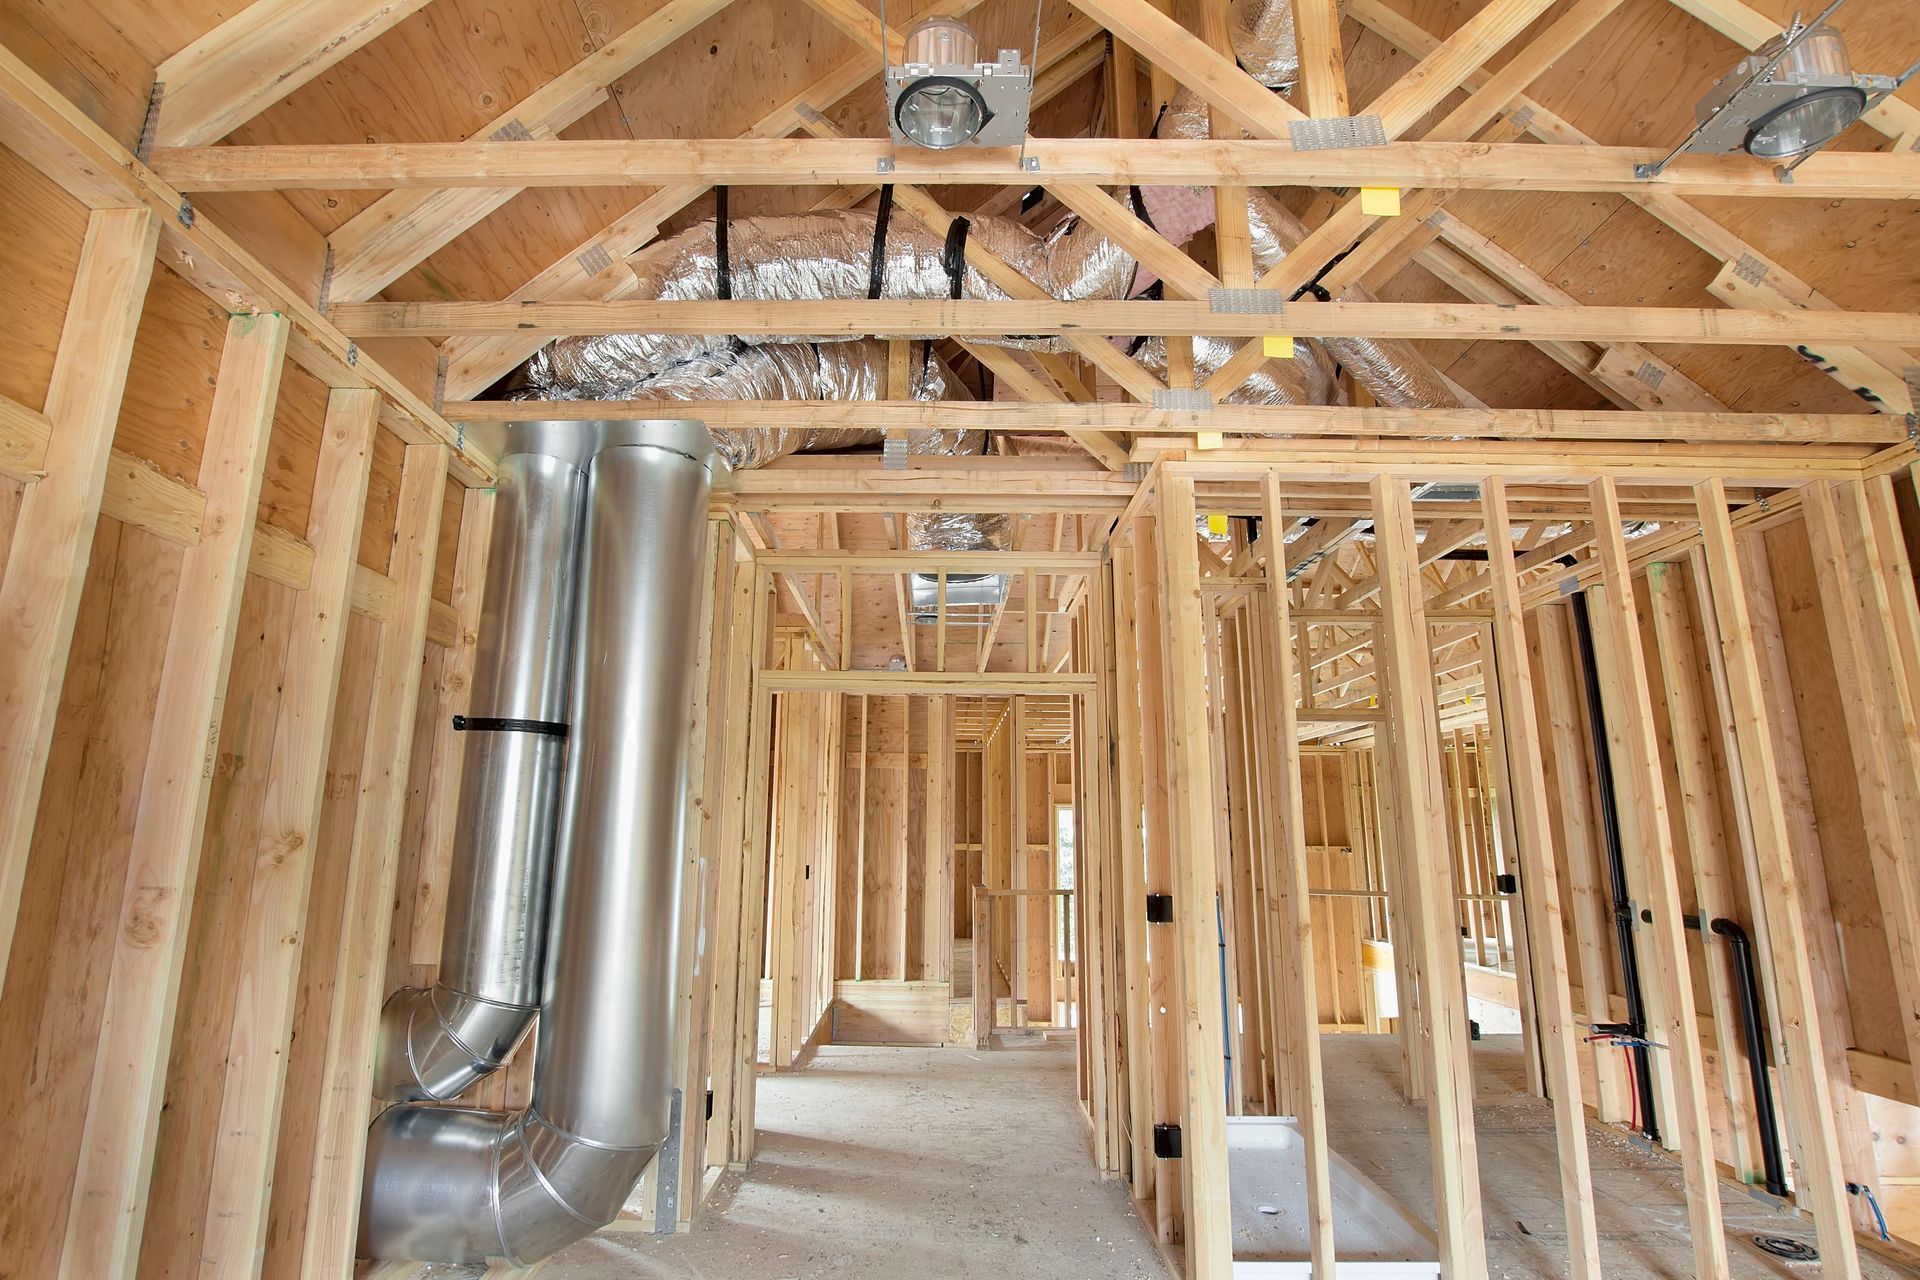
[1287,113,1386,151]
[1207,288,1287,315]
[1732,253,1770,287]
[1151,388,1213,412]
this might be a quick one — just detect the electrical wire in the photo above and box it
[1849,1182,1891,1241]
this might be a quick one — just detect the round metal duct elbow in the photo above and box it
[359,1106,659,1265]
[374,450,590,1103]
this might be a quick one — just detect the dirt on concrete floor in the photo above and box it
[543,1040,1170,1280]
[1321,1033,1920,1279]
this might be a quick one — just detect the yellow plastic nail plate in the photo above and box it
[1206,513,1229,536]
[1263,334,1295,358]
[1196,430,1224,451]
[1361,186,1402,216]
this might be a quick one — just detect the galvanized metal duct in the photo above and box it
[360,420,716,1266]
[374,450,587,1104]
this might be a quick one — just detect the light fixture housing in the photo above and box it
[886,17,1032,150]
[1690,25,1888,159]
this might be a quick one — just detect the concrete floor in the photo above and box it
[1322,1033,1919,1279]
[505,1032,1919,1279]
[543,1040,1169,1280]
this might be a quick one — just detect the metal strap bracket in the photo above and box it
[1151,388,1213,412]
[1208,287,1287,315]
[1287,113,1386,151]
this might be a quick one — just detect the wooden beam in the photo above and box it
[1362,0,1557,140]
[1371,475,1487,1276]
[1692,480,1859,1274]
[1344,0,1917,414]
[147,137,1920,201]
[1157,473,1233,1280]
[1645,561,1767,1182]
[152,0,438,147]
[760,551,1101,572]
[430,0,1066,402]
[0,207,158,983]
[325,0,737,302]
[1203,0,1632,398]
[194,388,381,1278]
[1800,481,1920,1110]
[453,398,1905,444]
[1588,478,1727,1279]
[1257,471,1337,1277]
[759,670,1093,695]
[1291,0,1350,116]
[1067,0,1304,139]
[299,444,448,1277]
[0,44,493,484]
[1422,213,1727,413]
[871,183,1165,405]
[337,297,1920,347]
[407,486,496,963]
[60,312,289,1278]
[1482,477,1601,1280]
[705,566,770,1166]
[958,327,1130,471]
[1048,183,1221,300]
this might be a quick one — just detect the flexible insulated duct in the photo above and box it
[518,337,1008,554]
[1231,0,1336,89]
[374,451,587,1104]
[360,420,716,1265]
[525,183,1453,413]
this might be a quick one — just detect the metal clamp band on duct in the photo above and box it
[374,450,588,1104]
[360,420,717,1266]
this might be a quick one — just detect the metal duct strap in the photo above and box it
[374,450,588,1105]
[361,421,717,1265]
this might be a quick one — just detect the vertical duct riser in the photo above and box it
[360,423,716,1265]
[375,451,589,1102]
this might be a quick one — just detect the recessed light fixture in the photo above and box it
[885,17,1033,150]
[1635,0,1916,179]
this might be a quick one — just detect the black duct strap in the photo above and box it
[1130,184,1157,227]
[714,185,733,300]
[452,715,569,739]
[868,184,895,300]
[715,186,747,353]
[941,216,971,300]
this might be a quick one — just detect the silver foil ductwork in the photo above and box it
[359,421,716,1265]
[375,450,589,1104]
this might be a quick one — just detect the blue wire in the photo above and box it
[1865,1184,1890,1242]
[1848,1182,1891,1241]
